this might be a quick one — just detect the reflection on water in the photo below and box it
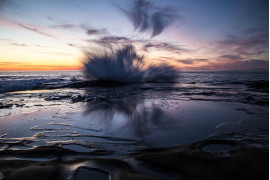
[0,88,267,158]
[79,95,268,148]
[83,98,178,139]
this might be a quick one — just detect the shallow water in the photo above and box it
[0,96,267,155]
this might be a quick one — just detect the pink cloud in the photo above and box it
[0,15,79,40]
[186,59,268,70]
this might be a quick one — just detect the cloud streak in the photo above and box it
[50,24,77,29]
[88,36,131,46]
[50,23,104,36]
[9,43,27,46]
[216,30,268,57]
[122,0,180,37]
[218,54,243,61]
[19,23,54,38]
[157,57,209,65]
[143,42,190,53]
[159,55,267,70]
[184,59,269,70]
[178,58,209,65]
[88,36,189,55]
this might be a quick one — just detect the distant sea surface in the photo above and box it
[0,70,268,93]
[0,71,83,93]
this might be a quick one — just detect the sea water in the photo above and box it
[0,70,268,92]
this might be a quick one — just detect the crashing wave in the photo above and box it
[83,45,178,82]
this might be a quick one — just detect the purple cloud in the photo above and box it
[216,29,268,57]
[143,42,190,53]
[50,22,104,36]
[19,23,54,38]
[218,55,243,61]
[121,0,180,37]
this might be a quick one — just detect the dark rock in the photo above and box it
[6,166,60,180]
[255,100,268,106]
[71,94,83,103]
[133,139,268,180]
[0,102,13,109]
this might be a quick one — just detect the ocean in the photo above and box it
[0,71,83,93]
[0,70,268,91]
[0,70,268,105]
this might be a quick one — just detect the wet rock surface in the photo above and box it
[0,101,25,109]
[0,139,267,180]
[132,139,268,180]
[0,71,268,179]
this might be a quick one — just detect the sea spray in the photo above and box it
[83,45,178,82]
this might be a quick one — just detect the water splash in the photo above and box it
[83,45,178,82]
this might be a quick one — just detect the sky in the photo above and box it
[0,0,268,71]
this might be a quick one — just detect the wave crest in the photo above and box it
[83,45,178,82]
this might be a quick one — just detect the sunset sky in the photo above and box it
[0,0,268,71]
